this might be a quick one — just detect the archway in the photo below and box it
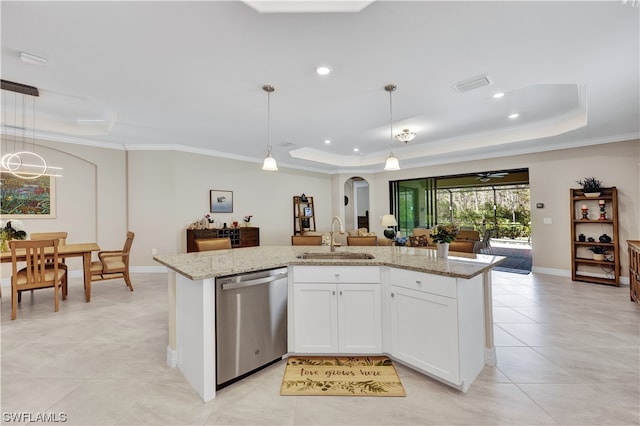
[344,176,369,230]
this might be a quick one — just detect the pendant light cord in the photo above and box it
[267,88,271,153]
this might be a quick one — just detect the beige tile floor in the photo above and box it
[1,271,638,425]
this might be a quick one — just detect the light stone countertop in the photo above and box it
[153,245,505,281]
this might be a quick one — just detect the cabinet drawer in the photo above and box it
[292,266,380,283]
[390,268,457,298]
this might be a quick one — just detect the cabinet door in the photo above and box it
[338,283,382,353]
[390,285,460,384]
[293,283,338,353]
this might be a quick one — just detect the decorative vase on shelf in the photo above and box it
[436,242,449,258]
[584,192,601,198]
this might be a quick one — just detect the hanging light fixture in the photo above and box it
[1,79,63,179]
[261,84,278,171]
[384,84,400,171]
[395,128,417,144]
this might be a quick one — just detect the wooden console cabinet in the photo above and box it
[186,227,259,252]
[628,241,640,306]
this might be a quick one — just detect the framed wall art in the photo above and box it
[0,174,56,218]
[210,190,233,213]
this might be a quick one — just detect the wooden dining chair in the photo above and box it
[28,232,69,300]
[90,231,135,291]
[30,232,68,246]
[194,238,232,251]
[9,239,67,320]
[291,235,323,246]
[347,236,378,246]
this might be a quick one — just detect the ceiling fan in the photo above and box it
[475,172,508,182]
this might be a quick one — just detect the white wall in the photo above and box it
[371,139,640,279]
[127,150,333,266]
[1,139,127,278]
[2,138,638,281]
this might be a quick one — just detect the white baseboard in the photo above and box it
[167,345,178,368]
[532,266,629,286]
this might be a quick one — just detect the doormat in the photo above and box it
[280,356,406,397]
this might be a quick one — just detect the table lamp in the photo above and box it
[381,214,398,240]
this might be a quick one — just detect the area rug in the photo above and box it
[490,246,532,275]
[280,356,406,397]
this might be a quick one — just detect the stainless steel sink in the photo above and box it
[296,252,375,260]
[297,252,375,260]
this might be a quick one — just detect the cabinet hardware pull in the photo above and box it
[391,293,394,298]
[339,291,342,296]
[332,291,336,296]
[416,280,422,285]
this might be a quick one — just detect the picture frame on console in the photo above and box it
[210,190,233,213]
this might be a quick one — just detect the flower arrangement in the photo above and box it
[430,223,458,244]
[1,220,27,240]
[1,220,27,251]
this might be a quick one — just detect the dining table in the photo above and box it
[1,242,101,302]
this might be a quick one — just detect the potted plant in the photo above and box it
[430,224,458,258]
[576,177,603,197]
[0,220,27,252]
[588,245,607,261]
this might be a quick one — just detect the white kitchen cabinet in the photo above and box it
[388,268,485,392]
[290,266,382,354]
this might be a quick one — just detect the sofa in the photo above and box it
[408,228,480,253]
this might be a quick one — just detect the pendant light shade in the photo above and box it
[383,83,400,171]
[384,153,400,171]
[261,84,278,171]
[262,148,278,171]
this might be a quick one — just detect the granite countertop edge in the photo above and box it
[153,246,506,281]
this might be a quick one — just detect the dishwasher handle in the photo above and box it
[220,272,288,290]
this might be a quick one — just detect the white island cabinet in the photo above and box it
[289,266,382,353]
[155,245,503,401]
[388,268,485,392]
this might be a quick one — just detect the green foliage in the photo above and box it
[430,223,459,243]
[588,246,607,254]
[434,186,530,239]
[576,177,603,193]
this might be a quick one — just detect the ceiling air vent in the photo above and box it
[452,75,491,93]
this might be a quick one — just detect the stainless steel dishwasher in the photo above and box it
[215,267,288,389]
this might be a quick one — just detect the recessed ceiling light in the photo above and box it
[509,113,519,119]
[353,147,359,152]
[493,92,505,99]
[316,66,332,76]
[324,139,331,144]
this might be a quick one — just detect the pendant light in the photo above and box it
[1,80,63,179]
[384,84,400,171]
[261,84,278,171]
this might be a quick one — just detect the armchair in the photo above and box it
[90,231,135,291]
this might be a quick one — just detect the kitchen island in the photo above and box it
[154,245,504,401]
